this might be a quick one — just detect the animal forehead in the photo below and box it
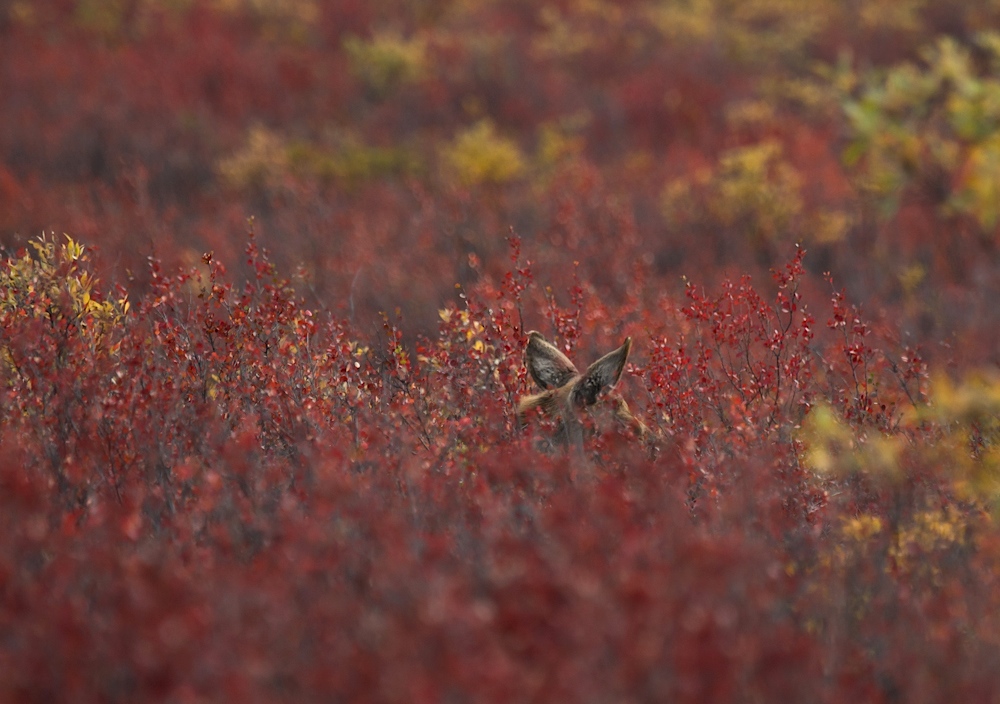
[575,394,626,422]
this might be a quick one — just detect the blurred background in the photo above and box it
[3,0,1000,363]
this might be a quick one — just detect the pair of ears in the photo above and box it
[524,330,631,406]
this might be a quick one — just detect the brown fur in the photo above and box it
[517,331,649,445]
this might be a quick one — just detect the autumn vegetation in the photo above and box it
[4,1,1000,702]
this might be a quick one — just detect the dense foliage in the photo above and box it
[4,2,1000,702]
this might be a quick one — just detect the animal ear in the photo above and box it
[525,330,579,390]
[573,337,631,407]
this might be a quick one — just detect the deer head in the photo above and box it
[517,330,649,447]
